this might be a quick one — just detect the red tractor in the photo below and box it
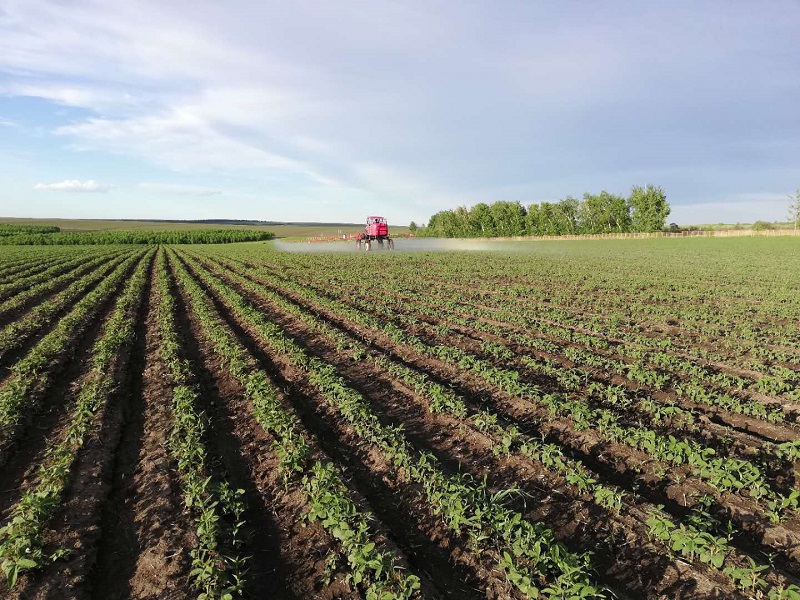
[356,216,394,250]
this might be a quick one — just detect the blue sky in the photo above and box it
[1,1,798,225]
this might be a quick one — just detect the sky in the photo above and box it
[0,1,798,226]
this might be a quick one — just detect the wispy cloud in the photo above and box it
[34,179,111,192]
[139,182,221,196]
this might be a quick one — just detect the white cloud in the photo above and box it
[34,179,111,192]
[54,106,340,187]
[139,182,221,196]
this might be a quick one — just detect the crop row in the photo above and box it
[200,251,800,571]
[0,250,92,284]
[413,279,799,401]
[240,256,787,503]
[0,229,274,245]
[154,250,247,599]
[0,249,131,321]
[175,250,607,599]
[378,279,796,411]
[279,263,791,462]
[0,251,134,360]
[0,251,145,464]
[350,294,794,461]
[168,250,423,599]
[0,250,152,586]
[416,258,800,364]
[0,252,102,302]
[285,258,798,409]
[191,250,800,596]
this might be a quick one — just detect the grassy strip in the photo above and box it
[0,250,152,586]
[168,251,422,600]
[176,250,604,600]
[154,250,246,599]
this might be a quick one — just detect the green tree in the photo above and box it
[525,203,543,235]
[489,201,527,236]
[426,206,470,237]
[540,202,559,234]
[409,221,418,233]
[580,191,631,233]
[788,189,800,232]
[554,197,580,234]
[628,184,671,232]
[468,202,494,236]
[752,220,775,231]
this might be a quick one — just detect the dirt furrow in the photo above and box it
[174,253,508,599]
[0,258,143,501]
[171,277,298,600]
[90,260,195,600]
[0,255,143,471]
[2,253,154,599]
[207,257,800,573]
[0,252,125,329]
[191,254,750,598]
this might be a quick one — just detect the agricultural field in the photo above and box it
[0,218,410,240]
[0,237,798,600]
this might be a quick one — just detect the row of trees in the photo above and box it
[416,185,671,238]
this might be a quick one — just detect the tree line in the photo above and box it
[0,229,274,245]
[415,185,671,238]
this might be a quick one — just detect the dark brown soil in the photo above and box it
[173,253,483,599]
[0,253,154,600]
[0,254,142,476]
[192,253,746,599]
[0,253,125,329]
[203,254,800,583]
[90,261,195,600]
[1,247,796,600]
[170,255,354,600]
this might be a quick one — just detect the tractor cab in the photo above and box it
[366,216,389,238]
[357,216,394,250]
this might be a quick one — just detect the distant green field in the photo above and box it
[687,221,794,230]
[0,218,410,239]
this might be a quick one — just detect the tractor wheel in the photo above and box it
[387,238,395,250]
[365,240,372,251]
